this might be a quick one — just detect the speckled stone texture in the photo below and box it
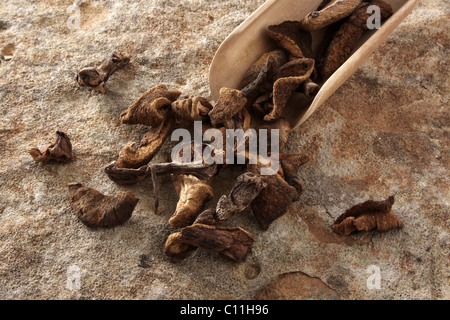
[0,0,448,300]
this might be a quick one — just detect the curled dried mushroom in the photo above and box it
[120,84,181,127]
[170,174,214,228]
[115,116,175,169]
[208,88,247,129]
[332,196,403,235]
[29,131,72,163]
[77,51,130,93]
[299,0,363,31]
[164,223,254,263]
[68,183,139,228]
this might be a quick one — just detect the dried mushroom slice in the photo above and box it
[68,183,139,228]
[239,50,288,91]
[115,116,175,169]
[216,172,267,223]
[208,88,247,129]
[120,84,181,127]
[29,131,72,163]
[248,163,300,230]
[265,58,315,122]
[169,174,214,228]
[299,0,363,31]
[319,0,393,80]
[163,232,198,263]
[76,51,130,93]
[332,196,404,235]
[266,21,314,59]
[180,224,255,263]
[171,96,213,126]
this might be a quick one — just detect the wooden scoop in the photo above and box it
[209,0,419,129]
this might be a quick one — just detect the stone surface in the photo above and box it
[0,0,448,300]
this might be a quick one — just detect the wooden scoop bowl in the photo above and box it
[209,0,419,129]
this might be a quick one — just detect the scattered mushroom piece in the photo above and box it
[29,131,73,163]
[247,162,301,230]
[216,172,267,223]
[299,0,363,31]
[171,96,213,126]
[68,183,139,228]
[180,224,255,263]
[169,174,214,228]
[76,51,130,93]
[208,88,247,129]
[115,116,175,169]
[120,84,181,127]
[163,232,198,263]
[332,196,403,235]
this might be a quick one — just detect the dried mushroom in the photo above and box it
[105,161,217,185]
[332,196,404,235]
[115,116,175,169]
[171,96,213,126]
[319,0,393,80]
[266,21,314,59]
[29,131,72,163]
[239,50,287,91]
[68,183,139,228]
[170,174,214,228]
[216,172,267,223]
[208,88,247,129]
[77,51,130,93]
[182,224,254,263]
[120,84,181,127]
[266,58,315,122]
[299,0,363,31]
[247,161,301,230]
[163,232,198,263]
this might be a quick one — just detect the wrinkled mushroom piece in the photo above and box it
[247,162,300,230]
[163,223,254,263]
[68,183,139,228]
[181,224,255,263]
[239,50,288,91]
[76,51,130,93]
[29,131,73,163]
[120,84,181,127]
[319,0,393,81]
[163,232,198,263]
[208,88,247,129]
[169,174,214,228]
[115,116,175,169]
[299,0,363,31]
[332,196,403,235]
[216,172,267,223]
[265,58,315,122]
[171,96,213,126]
[266,21,314,59]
